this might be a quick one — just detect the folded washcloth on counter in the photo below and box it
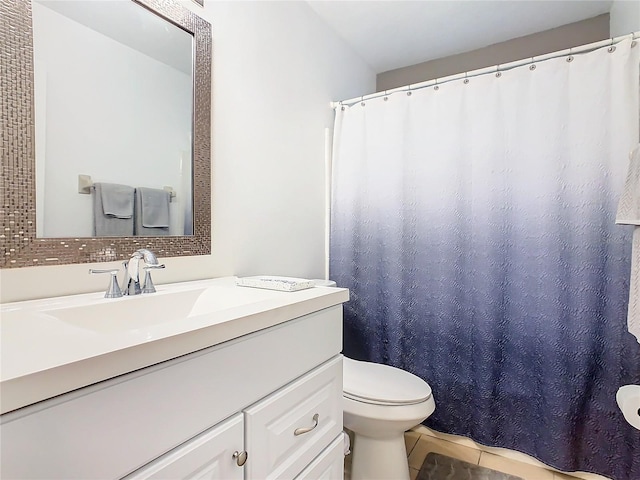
[236,276,315,292]
[93,182,134,236]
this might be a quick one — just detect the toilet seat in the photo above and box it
[343,357,432,406]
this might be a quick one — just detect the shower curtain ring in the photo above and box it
[567,47,574,63]
[407,85,412,96]
[463,72,469,84]
[383,90,388,101]
[529,57,536,70]
[434,79,439,91]
[608,38,616,53]
[360,96,365,107]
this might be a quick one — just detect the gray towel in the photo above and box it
[135,187,170,236]
[100,183,134,218]
[93,183,135,236]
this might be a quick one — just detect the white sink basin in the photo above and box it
[44,288,207,333]
[43,284,286,334]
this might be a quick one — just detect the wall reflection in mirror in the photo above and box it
[32,0,194,237]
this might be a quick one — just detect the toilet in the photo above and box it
[314,280,436,480]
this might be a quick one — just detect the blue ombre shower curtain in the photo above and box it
[331,38,640,479]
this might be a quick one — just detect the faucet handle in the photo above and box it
[89,269,123,298]
[142,264,165,294]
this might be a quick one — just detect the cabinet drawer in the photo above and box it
[124,414,244,480]
[294,435,344,480]
[245,356,343,480]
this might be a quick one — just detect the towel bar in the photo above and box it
[77,175,176,201]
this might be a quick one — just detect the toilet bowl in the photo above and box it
[313,280,436,480]
[343,357,435,480]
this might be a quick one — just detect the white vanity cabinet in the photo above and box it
[1,304,345,480]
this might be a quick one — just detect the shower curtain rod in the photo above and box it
[331,31,640,108]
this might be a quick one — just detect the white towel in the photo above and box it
[616,144,640,344]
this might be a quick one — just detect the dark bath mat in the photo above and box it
[417,452,525,480]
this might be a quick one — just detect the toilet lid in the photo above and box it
[343,357,432,406]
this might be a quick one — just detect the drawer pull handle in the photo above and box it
[294,413,319,436]
[233,450,248,466]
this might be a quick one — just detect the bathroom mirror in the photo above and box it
[33,0,194,238]
[0,0,211,268]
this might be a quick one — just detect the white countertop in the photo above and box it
[0,277,349,414]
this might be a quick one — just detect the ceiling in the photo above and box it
[306,1,613,73]
[35,0,193,74]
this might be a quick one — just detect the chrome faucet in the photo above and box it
[123,249,165,295]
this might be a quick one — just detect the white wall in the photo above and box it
[33,2,192,237]
[0,1,375,302]
[610,0,640,36]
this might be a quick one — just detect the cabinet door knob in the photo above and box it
[232,450,248,466]
[294,413,319,436]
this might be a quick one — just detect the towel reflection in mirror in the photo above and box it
[93,183,170,236]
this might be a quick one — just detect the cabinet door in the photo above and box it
[294,435,344,480]
[244,356,343,480]
[124,414,244,480]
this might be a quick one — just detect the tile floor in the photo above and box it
[345,428,612,480]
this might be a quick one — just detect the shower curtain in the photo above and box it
[331,38,640,479]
